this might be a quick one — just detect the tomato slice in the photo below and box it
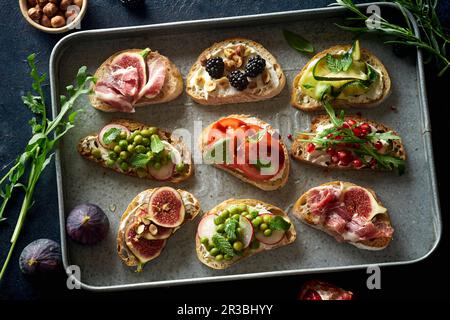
[217,118,247,130]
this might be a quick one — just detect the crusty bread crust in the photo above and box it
[77,119,194,183]
[292,181,393,250]
[196,198,296,269]
[291,45,391,111]
[199,114,290,191]
[290,115,406,170]
[117,188,201,267]
[90,49,183,112]
[186,38,286,105]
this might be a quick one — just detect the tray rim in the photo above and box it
[50,2,442,292]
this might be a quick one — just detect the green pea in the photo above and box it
[120,162,129,171]
[106,159,115,167]
[135,145,146,154]
[152,162,161,170]
[220,210,230,219]
[232,214,240,221]
[215,254,224,261]
[250,240,260,249]
[134,135,143,145]
[113,145,122,154]
[236,227,242,235]
[108,151,117,160]
[264,229,272,237]
[237,204,247,212]
[148,127,158,135]
[200,237,209,245]
[147,151,154,160]
[119,151,129,160]
[259,223,268,231]
[228,205,241,216]
[119,131,128,140]
[216,224,225,233]
[141,129,151,137]
[210,247,219,256]
[116,158,123,165]
[214,216,224,225]
[127,144,135,153]
[249,207,259,218]
[224,254,233,261]
[240,211,248,217]
[119,140,128,149]
[245,214,253,220]
[127,134,135,143]
[142,137,150,146]
[233,241,243,251]
[134,130,141,136]
[252,216,262,228]
[175,163,185,173]
[91,148,101,159]
[262,215,272,223]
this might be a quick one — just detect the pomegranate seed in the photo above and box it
[369,159,377,168]
[344,143,353,148]
[352,127,362,137]
[306,143,316,153]
[352,159,363,168]
[360,123,371,132]
[347,119,356,127]
[287,134,293,140]
[326,133,333,139]
[335,135,343,140]
[326,147,336,155]
[302,289,322,300]
[353,143,360,149]
[337,150,353,163]
[331,155,339,164]
[374,141,383,150]
[342,122,350,129]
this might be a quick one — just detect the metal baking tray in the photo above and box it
[50,2,441,291]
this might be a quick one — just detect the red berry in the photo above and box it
[335,135,343,140]
[352,127,362,137]
[360,128,369,137]
[369,159,377,168]
[352,159,363,168]
[360,123,371,132]
[374,141,383,150]
[331,155,339,164]
[287,134,293,140]
[347,119,356,127]
[302,289,322,300]
[337,150,353,165]
[326,147,336,155]
[342,122,351,129]
[306,143,316,153]
[326,133,333,139]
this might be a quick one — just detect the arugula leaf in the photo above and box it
[283,29,314,54]
[102,128,121,145]
[247,128,268,144]
[130,153,150,168]
[224,219,238,242]
[212,233,234,257]
[367,131,401,141]
[323,102,343,127]
[269,216,291,231]
[151,134,164,153]
[302,84,315,89]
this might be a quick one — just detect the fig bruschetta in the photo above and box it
[291,40,391,111]
[196,199,296,269]
[199,115,290,190]
[291,103,406,174]
[186,38,286,105]
[77,119,193,182]
[117,187,201,271]
[293,181,394,250]
[297,280,354,300]
[91,48,183,113]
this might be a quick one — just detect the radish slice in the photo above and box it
[98,124,130,148]
[255,229,285,245]
[197,215,217,242]
[161,141,182,165]
[239,216,254,248]
[148,162,174,181]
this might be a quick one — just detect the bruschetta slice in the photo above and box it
[297,280,354,300]
[77,119,193,183]
[91,48,183,113]
[291,40,391,111]
[196,199,296,269]
[293,181,394,250]
[199,114,290,190]
[186,38,286,105]
[117,187,201,271]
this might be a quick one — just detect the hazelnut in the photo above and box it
[232,55,243,68]
[43,3,58,18]
[235,45,245,57]
[73,0,83,8]
[60,0,73,11]
[27,0,37,6]
[37,0,48,6]
[28,7,42,21]
[40,14,52,27]
[51,15,66,28]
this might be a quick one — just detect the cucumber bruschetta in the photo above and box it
[199,115,290,190]
[291,40,391,111]
[77,119,193,182]
[196,199,296,269]
[293,181,394,250]
[186,38,286,105]
[117,187,201,271]
[91,48,183,113]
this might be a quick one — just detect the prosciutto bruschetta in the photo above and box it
[293,181,394,250]
[199,115,290,191]
[297,280,354,300]
[90,48,183,113]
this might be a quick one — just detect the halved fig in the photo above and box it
[239,216,254,248]
[148,187,185,228]
[125,222,166,264]
[98,124,130,148]
[197,214,217,243]
[143,224,173,240]
[343,187,372,217]
[149,162,175,181]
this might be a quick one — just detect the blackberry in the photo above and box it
[205,57,225,79]
[227,70,249,91]
[119,0,145,8]
[245,55,266,77]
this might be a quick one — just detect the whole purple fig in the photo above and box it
[19,239,62,275]
[66,203,109,245]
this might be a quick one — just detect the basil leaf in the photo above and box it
[269,216,291,231]
[102,128,121,145]
[150,134,164,153]
[224,219,238,242]
[212,233,235,257]
[129,153,150,168]
[283,29,314,54]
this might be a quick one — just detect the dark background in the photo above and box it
[0,0,449,301]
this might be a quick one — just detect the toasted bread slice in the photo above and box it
[199,114,290,191]
[196,198,296,269]
[291,45,391,111]
[186,38,286,105]
[292,181,393,250]
[77,119,193,183]
[90,49,183,112]
[117,187,201,268]
[291,115,406,171]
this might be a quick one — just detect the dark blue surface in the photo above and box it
[0,0,449,300]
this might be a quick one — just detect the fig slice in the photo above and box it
[148,162,175,181]
[343,186,387,220]
[98,124,130,148]
[148,187,185,228]
[125,222,166,264]
[239,216,254,248]
[143,224,173,240]
[197,214,217,243]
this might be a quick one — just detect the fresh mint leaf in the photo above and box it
[130,153,150,168]
[224,219,238,242]
[102,128,121,145]
[283,29,314,54]
[212,233,235,257]
[326,52,353,73]
[269,216,291,231]
[151,134,164,153]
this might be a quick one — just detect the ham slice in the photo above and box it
[94,82,134,113]
[138,57,166,100]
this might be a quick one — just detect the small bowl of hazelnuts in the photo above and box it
[19,0,88,34]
